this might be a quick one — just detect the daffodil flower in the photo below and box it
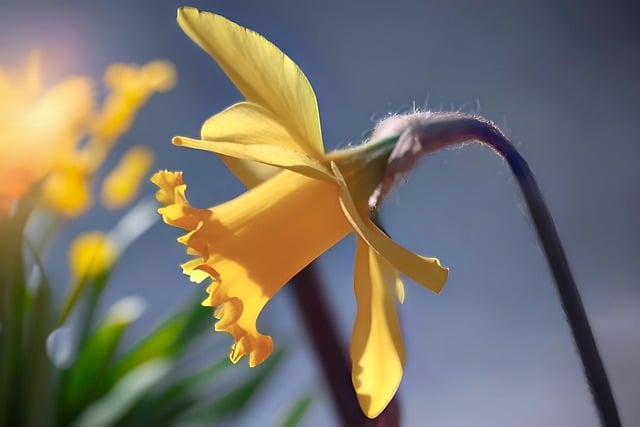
[0,52,93,214]
[153,7,448,418]
[0,52,174,216]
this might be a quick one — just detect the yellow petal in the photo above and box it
[104,63,140,91]
[5,76,93,164]
[202,101,320,154]
[174,136,332,182]
[152,169,350,366]
[69,231,117,278]
[93,90,144,143]
[40,168,92,217]
[216,157,281,188]
[140,60,177,93]
[96,61,175,143]
[101,145,154,209]
[331,162,449,293]
[351,239,405,418]
[177,7,324,155]
[151,170,186,207]
[197,101,322,187]
[151,170,202,231]
[0,63,92,211]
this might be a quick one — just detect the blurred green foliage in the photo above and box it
[0,196,307,427]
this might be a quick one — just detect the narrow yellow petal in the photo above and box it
[96,60,175,143]
[140,60,177,92]
[101,145,154,210]
[152,169,351,366]
[177,7,324,155]
[103,63,140,91]
[332,163,449,293]
[351,239,405,418]
[174,136,332,182]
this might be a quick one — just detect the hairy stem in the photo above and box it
[389,112,620,427]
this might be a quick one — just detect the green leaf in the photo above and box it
[58,295,141,423]
[22,273,55,427]
[278,394,314,427]
[116,357,234,427]
[71,358,172,427]
[176,348,286,424]
[0,214,28,425]
[104,295,210,387]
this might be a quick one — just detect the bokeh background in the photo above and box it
[2,0,638,425]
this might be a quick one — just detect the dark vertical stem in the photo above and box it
[406,113,620,427]
[291,264,400,427]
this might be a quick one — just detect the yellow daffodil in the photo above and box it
[153,7,448,418]
[0,51,174,216]
[94,60,176,145]
[0,52,93,214]
[38,59,174,217]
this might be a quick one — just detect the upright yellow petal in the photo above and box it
[351,239,405,418]
[152,169,351,367]
[177,7,324,155]
[331,163,449,293]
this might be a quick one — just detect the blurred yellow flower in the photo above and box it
[0,52,92,214]
[40,162,93,217]
[101,145,154,210]
[95,60,176,144]
[153,7,448,418]
[68,231,117,279]
[0,52,175,217]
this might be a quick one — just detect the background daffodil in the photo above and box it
[154,7,448,418]
[0,52,175,217]
[0,52,92,214]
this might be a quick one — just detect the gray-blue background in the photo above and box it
[2,1,638,425]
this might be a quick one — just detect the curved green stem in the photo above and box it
[395,113,620,427]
